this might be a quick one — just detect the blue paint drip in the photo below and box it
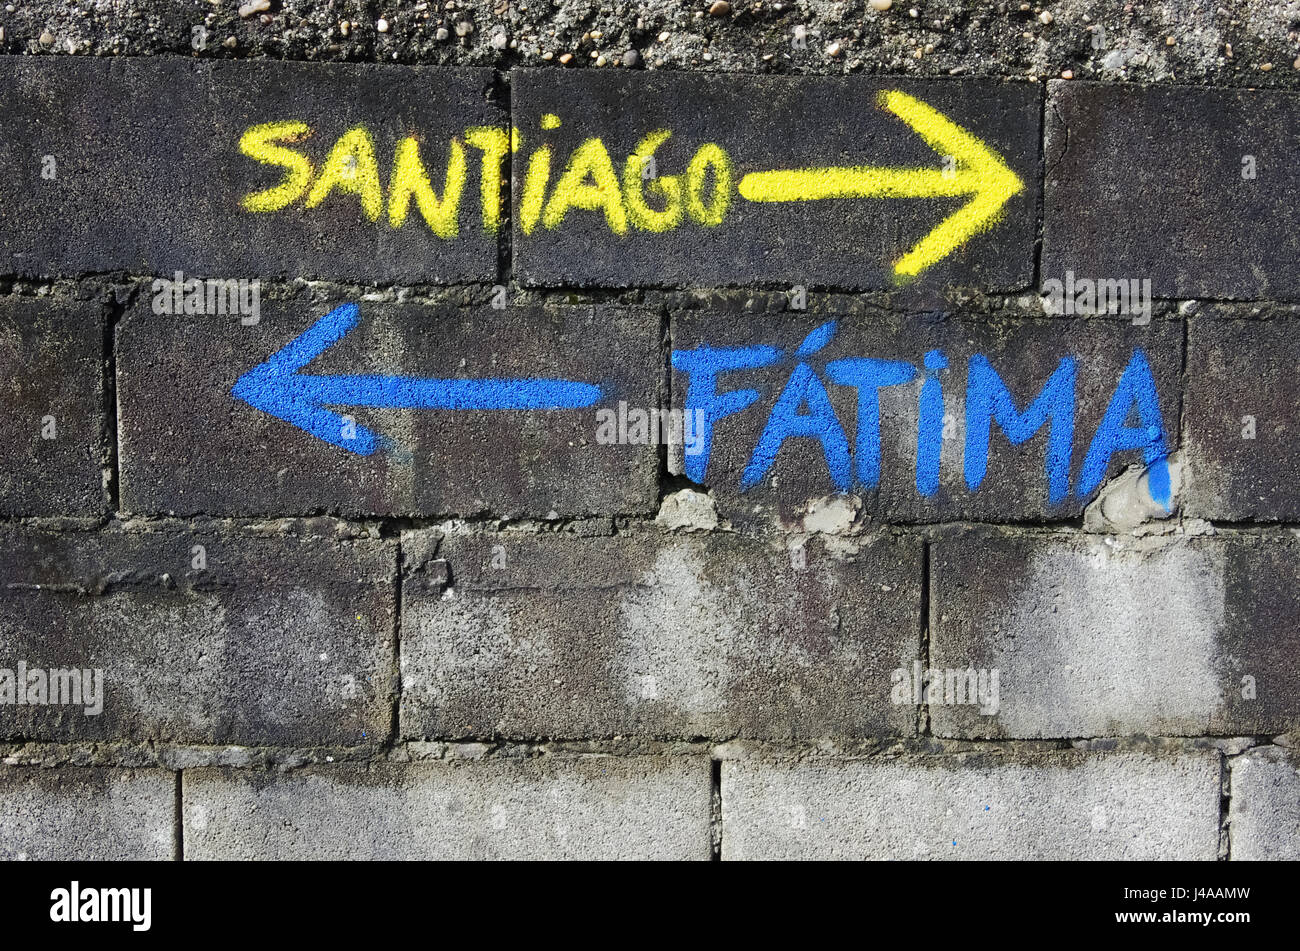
[742,362,851,491]
[964,354,1077,505]
[915,349,947,496]
[670,344,781,483]
[824,357,917,489]
[232,303,603,456]
[1078,349,1171,509]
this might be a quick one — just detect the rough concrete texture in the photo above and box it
[5,1,1299,86]
[671,310,1181,525]
[0,767,175,860]
[1082,457,1183,533]
[930,529,1300,738]
[1044,81,1300,299]
[1184,315,1300,520]
[0,0,1298,862]
[0,527,396,746]
[509,0,1300,83]
[513,70,1039,291]
[722,751,1222,860]
[0,1,507,64]
[183,756,711,859]
[400,529,921,740]
[0,58,501,282]
[118,297,660,517]
[0,294,106,516]
[1228,746,1300,860]
[655,488,721,530]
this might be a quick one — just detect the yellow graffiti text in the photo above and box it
[519,127,734,236]
[236,91,1022,278]
[238,122,506,237]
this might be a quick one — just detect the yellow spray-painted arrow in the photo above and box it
[737,90,1024,279]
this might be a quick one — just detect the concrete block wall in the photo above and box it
[1,0,1298,860]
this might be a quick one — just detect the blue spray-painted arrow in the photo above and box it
[232,303,603,456]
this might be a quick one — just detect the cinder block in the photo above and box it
[117,300,659,517]
[0,58,501,282]
[0,767,176,860]
[1229,747,1300,860]
[0,296,105,516]
[1044,81,1300,299]
[400,529,922,741]
[513,71,1039,291]
[930,529,1300,738]
[722,751,1222,860]
[1184,316,1300,520]
[670,311,1181,524]
[183,757,712,860]
[0,527,396,746]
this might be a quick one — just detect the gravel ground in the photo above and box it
[1,1,1298,86]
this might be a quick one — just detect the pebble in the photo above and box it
[868,0,892,10]
[623,48,639,66]
[658,31,671,42]
[1060,69,1073,79]
[1260,62,1273,71]
[1038,11,1053,25]
[558,52,573,64]
[377,18,389,33]
[435,27,449,41]
[1294,56,1300,69]
[826,41,842,56]
[238,0,270,18]
[455,20,474,36]
[909,7,919,17]
[222,36,237,49]
[39,30,54,46]
[340,20,350,37]
[709,0,731,15]
[490,30,508,49]
[596,53,607,65]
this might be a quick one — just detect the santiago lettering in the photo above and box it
[235,90,1023,278]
